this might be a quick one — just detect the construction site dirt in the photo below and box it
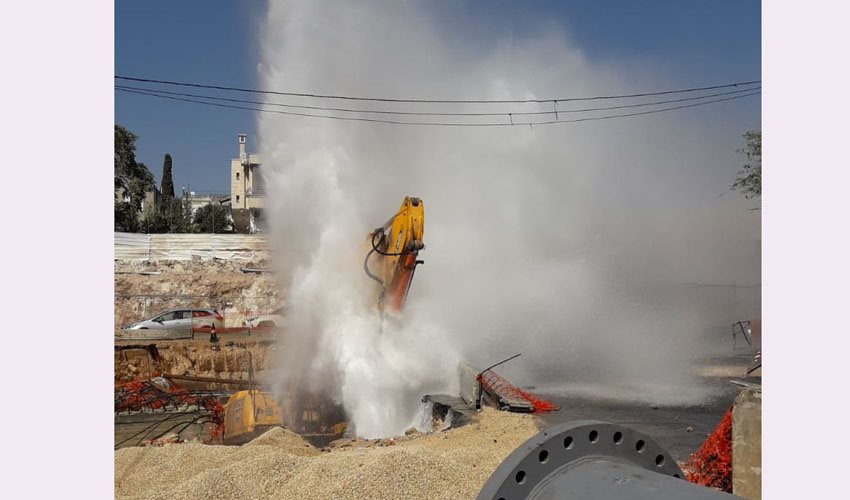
[114,335,757,460]
[115,335,276,382]
[114,257,761,498]
[114,353,758,500]
[114,259,281,331]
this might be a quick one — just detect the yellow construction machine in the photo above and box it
[222,388,347,445]
[222,196,425,445]
[221,390,283,445]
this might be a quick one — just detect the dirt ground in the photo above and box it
[114,408,541,500]
[114,336,277,382]
[113,340,759,497]
[113,259,759,498]
[114,259,282,328]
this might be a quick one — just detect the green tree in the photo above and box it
[114,125,154,209]
[114,125,155,232]
[193,203,230,233]
[161,153,175,199]
[731,130,761,206]
[140,209,170,233]
[163,196,193,233]
[114,126,138,180]
[182,196,197,233]
[115,201,140,233]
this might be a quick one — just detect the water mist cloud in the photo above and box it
[258,0,760,437]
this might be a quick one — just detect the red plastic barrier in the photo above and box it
[478,370,559,413]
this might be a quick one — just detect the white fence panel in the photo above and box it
[115,233,269,261]
[114,233,151,260]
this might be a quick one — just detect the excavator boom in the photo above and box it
[364,196,425,313]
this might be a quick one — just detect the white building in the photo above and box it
[230,134,265,233]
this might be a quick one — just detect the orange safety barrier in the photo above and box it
[683,407,733,492]
[478,370,559,413]
[114,378,225,444]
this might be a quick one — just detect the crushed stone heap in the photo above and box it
[115,408,540,500]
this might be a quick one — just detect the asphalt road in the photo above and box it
[533,351,760,463]
[535,383,737,463]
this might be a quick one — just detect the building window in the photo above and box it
[236,195,240,203]
[236,172,240,180]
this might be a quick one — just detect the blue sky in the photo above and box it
[115,0,761,194]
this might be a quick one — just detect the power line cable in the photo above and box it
[115,84,759,117]
[115,75,760,104]
[530,91,760,126]
[116,86,760,127]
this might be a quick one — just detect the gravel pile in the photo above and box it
[244,427,320,456]
[115,408,540,499]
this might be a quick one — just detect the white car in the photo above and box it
[124,308,224,331]
[244,307,285,330]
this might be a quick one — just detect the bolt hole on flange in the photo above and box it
[655,454,665,467]
[564,436,574,449]
[635,439,646,453]
[538,449,549,463]
[588,430,599,443]
[612,431,623,444]
[515,470,527,484]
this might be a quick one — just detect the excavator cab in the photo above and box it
[364,196,425,313]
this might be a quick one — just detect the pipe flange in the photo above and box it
[477,420,684,500]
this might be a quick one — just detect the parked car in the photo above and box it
[244,306,286,331]
[124,308,224,331]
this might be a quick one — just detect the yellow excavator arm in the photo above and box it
[364,196,425,313]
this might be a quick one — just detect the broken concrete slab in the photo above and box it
[732,386,761,499]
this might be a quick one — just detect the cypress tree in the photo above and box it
[161,153,175,199]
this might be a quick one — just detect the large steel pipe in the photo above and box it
[477,420,743,500]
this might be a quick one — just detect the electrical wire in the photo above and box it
[144,416,208,445]
[114,412,194,449]
[528,91,761,125]
[116,75,760,104]
[116,87,760,127]
[115,84,759,117]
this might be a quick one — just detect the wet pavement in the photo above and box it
[534,351,760,462]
